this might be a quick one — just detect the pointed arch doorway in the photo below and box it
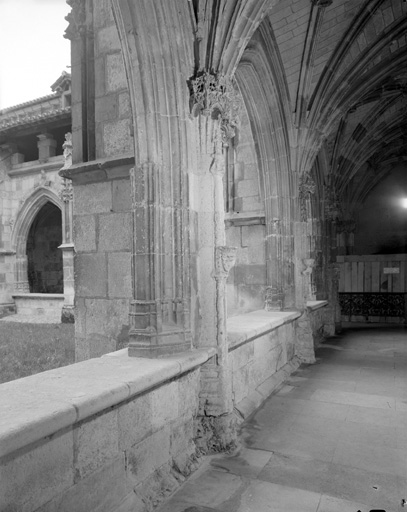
[27,202,63,294]
[11,187,74,322]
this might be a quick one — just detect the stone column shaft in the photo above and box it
[128,163,191,357]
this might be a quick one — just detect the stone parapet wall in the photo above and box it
[0,348,215,512]
[227,310,302,420]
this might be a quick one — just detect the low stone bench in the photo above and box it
[227,309,302,420]
[11,293,64,322]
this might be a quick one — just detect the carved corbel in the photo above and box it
[214,246,237,280]
[299,172,316,221]
[302,258,315,276]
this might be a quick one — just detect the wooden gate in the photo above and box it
[337,255,407,323]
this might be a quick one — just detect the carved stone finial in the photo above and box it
[214,246,237,279]
[64,0,86,40]
[189,71,241,143]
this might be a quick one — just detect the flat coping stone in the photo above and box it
[306,300,329,311]
[0,347,216,460]
[227,309,301,349]
[12,293,65,300]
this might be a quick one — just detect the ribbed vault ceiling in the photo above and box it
[265,0,407,213]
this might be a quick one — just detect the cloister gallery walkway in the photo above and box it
[158,324,407,512]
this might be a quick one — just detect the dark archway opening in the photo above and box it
[27,202,63,293]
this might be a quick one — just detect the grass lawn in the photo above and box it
[0,322,75,384]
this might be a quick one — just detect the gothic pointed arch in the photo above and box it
[12,187,64,253]
[234,18,295,309]
[11,187,64,292]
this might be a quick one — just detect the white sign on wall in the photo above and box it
[383,267,399,274]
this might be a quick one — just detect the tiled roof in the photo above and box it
[0,93,61,115]
[0,107,71,132]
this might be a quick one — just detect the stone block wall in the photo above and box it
[73,178,132,360]
[93,3,132,160]
[232,101,263,214]
[0,158,65,304]
[226,224,266,315]
[227,311,301,419]
[0,350,211,512]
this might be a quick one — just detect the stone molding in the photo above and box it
[59,154,135,183]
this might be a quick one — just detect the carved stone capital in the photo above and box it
[189,71,241,144]
[214,246,237,279]
[302,258,315,276]
[299,172,316,196]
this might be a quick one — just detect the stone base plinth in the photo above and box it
[11,293,65,322]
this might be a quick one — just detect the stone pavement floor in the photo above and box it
[158,324,407,512]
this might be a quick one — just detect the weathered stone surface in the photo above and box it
[99,212,132,252]
[75,254,107,298]
[74,183,112,215]
[95,94,118,123]
[118,92,131,118]
[150,381,179,430]
[229,342,254,372]
[126,427,170,486]
[35,455,131,512]
[74,215,97,252]
[108,252,132,298]
[74,409,119,479]
[170,417,194,458]
[106,53,127,93]
[112,179,132,212]
[118,394,152,450]
[177,369,200,418]
[97,24,121,53]
[0,429,74,511]
[103,119,132,156]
